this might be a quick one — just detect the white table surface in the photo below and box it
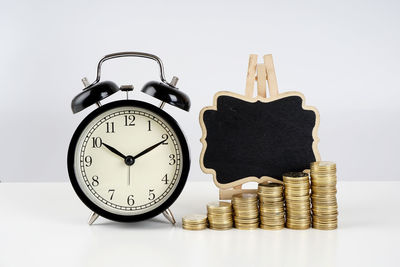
[0,181,399,267]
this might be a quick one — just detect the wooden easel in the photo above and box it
[218,54,283,200]
[199,54,320,200]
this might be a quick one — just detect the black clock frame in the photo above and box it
[67,100,190,223]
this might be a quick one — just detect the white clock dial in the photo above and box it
[73,105,183,216]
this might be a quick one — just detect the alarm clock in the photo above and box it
[67,52,191,224]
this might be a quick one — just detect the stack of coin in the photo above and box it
[283,172,311,230]
[258,183,285,230]
[310,161,338,230]
[207,201,233,230]
[182,214,208,230]
[232,193,259,230]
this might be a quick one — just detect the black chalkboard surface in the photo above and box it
[200,91,320,189]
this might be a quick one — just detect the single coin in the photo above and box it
[209,225,232,230]
[232,193,258,200]
[260,224,285,230]
[310,161,336,168]
[182,223,207,231]
[182,214,207,223]
[207,201,232,212]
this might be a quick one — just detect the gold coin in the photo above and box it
[260,214,285,220]
[207,201,232,212]
[234,217,259,224]
[312,218,338,224]
[311,200,337,206]
[259,182,283,188]
[310,161,336,168]
[283,172,309,180]
[310,170,337,175]
[312,192,337,198]
[182,224,207,230]
[285,203,311,209]
[312,223,337,230]
[258,183,283,194]
[232,193,258,201]
[311,181,337,187]
[208,219,233,224]
[208,213,233,218]
[311,195,337,200]
[182,214,207,224]
[260,224,284,230]
[285,185,310,191]
[235,224,259,230]
[234,209,258,213]
[233,202,258,206]
[209,226,232,230]
[259,196,284,201]
[260,220,285,226]
[284,188,310,194]
[312,204,338,210]
[286,225,310,230]
[259,208,284,213]
[313,213,338,219]
[313,222,338,226]
[286,220,311,225]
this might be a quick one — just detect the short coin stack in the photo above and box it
[232,193,259,230]
[283,172,311,230]
[182,214,208,230]
[207,201,233,230]
[310,161,338,230]
[258,183,285,230]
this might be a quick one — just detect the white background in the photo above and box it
[1,0,399,182]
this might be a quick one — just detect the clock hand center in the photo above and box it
[125,155,135,166]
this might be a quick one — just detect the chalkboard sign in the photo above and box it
[200,91,320,189]
[199,54,320,191]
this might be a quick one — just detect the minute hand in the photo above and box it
[132,140,165,160]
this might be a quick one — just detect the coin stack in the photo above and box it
[258,183,285,230]
[182,214,208,230]
[283,172,311,230]
[207,201,233,230]
[232,193,259,230]
[310,161,338,230]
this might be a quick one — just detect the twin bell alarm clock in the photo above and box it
[67,52,191,224]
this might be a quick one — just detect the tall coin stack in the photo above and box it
[258,183,285,230]
[232,193,259,230]
[310,161,338,230]
[283,172,311,230]
[207,201,233,230]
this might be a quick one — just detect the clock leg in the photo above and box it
[88,212,100,225]
[162,208,176,225]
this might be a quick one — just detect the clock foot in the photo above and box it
[88,212,100,225]
[162,208,176,225]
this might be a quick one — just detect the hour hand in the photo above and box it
[102,142,126,160]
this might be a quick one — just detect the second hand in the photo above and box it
[128,166,131,186]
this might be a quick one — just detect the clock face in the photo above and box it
[68,100,190,222]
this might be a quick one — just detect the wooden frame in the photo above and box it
[199,54,321,199]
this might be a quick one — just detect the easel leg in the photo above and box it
[88,212,99,225]
[162,208,176,225]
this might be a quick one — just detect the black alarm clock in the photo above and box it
[67,52,191,224]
